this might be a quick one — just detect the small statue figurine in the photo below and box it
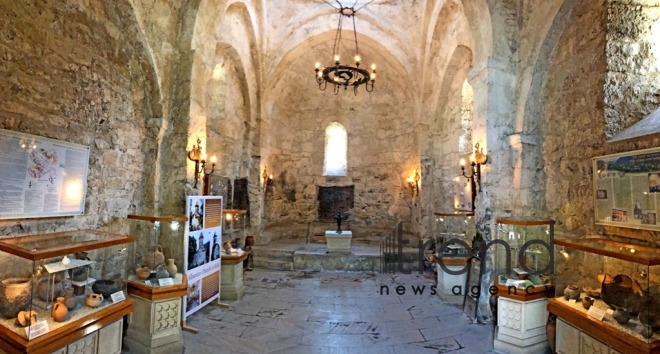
[332,210,349,234]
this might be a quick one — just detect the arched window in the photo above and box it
[323,122,347,176]
[459,80,474,155]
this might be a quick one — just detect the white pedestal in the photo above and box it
[325,230,352,253]
[125,296,185,354]
[494,297,549,354]
[221,257,246,301]
[436,264,468,303]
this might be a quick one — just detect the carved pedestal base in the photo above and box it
[436,257,469,304]
[125,296,184,354]
[494,297,549,354]
[221,253,247,301]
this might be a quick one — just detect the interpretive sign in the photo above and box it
[0,129,89,220]
[183,196,222,319]
[594,147,660,231]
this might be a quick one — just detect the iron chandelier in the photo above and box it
[314,1,377,95]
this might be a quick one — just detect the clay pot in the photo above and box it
[51,297,68,322]
[547,314,557,354]
[15,310,38,327]
[86,293,103,308]
[145,245,165,270]
[0,278,32,318]
[638,324,654,339]
[563,285,580,301]
[155,265,169,279]
[613,308,631,324]
[582,297,594,310]
[92,280,117,299]
[135,267,150,280]
[63,287,78,310]
[36,277,64,302]
[166,259,177,277]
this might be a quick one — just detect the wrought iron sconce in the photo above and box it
[406,169,421,195]
[460,142,488,193]
[187,138,216,189]
[262,167,273,192]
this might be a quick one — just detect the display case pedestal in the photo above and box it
[494,296,549,354]
[221,253,247,301]
[435,257,469,303]
[125,276,187,354]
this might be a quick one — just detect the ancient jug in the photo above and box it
[563,285,580,300]
[36,277,64,302]
[613,308,631,324]
[63,287,78,310]
[0,278,32,318]
[638,324,654,339]
[581,297,594,310]
[156,264,169,279]
[86,293,103,308]
[51,297,68,322]
[166,259,177,277]
[145,245,165,269]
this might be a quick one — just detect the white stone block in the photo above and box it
[325,230,352,253]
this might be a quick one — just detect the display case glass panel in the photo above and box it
[494,218,554,290]
[553,238,660,344]
[128,214,186,288]
[222,209,247,244]
[0,230,133,340]
[434,211,475,256]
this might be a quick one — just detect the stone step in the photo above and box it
[253,258,294,271]
[251,248,295,261]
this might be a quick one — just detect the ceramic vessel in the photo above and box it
[613,308,631,324]
[547,314,557,354]
[36,277,64,302]
[51,297,68,322]
[166,259,177,277]
[563,285,580,300]
[638,324,654,339]
[15,310,38,327]
[145,245,165,269]
[135,267,150,280]
[92,280,117,299]
[67,252,91,281]
[86,293,103,308]
[582,296,594,310]
[63,287,78,310]
[0,278,32,318]
[155,264,169,279]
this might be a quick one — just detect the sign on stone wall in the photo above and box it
[183,196,222,319]
[594,147,660,231]
[0,129,90,220]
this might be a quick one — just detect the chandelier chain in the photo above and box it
[332,14,344,60]
[355,0,376,12]
[352,15,359,58]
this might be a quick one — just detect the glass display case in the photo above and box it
[0,229,133,340]
[494,218,554,292]
[433,211,475,256]
[127,214,187,288]
[550,237,660,347]
[222,209,247,243]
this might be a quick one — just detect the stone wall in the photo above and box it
[0,0,160,238]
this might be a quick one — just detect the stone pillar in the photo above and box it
[467,56,517,322]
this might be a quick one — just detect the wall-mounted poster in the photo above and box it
[453,176,473,212]
[0,129,90,220]
[183,196,222,319]
[593,147,660,231]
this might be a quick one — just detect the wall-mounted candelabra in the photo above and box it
[459,142,488,193]
[187,138,216,189]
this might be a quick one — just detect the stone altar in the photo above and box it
[325,230,352,253]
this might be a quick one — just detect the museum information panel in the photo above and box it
[0,129,89,219]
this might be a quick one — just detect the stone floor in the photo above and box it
[179,269,495,354]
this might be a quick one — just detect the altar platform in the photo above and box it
[251,239,422,272]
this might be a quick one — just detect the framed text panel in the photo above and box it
[593,147,660,231]
[0,129,90,220]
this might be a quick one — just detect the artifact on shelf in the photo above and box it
[166,259,177,277]
[613,307,631,324]
[68,252,91,281]
[15,310,38,327]
[86,293,103,307]
[155,265,169,279]
[0,277,32,318]
[600,273,643,310]
[145,244,165,270]
[92,279,117,299]
[583,286,601,298]
[63,287,78,310]
[36,277,64,302]
[638,324,654,339]
[563,285,580,300]
[639,285,660,331]
[51,297,68,322]
[135,267,150,280]
[582,296,594,310]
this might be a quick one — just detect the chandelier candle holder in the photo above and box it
[187,138,216,189]
[459,142,488,194]
[314,2,376,95]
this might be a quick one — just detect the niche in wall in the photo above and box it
[317,186,355,222]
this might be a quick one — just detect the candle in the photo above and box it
[460,158,465,166]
